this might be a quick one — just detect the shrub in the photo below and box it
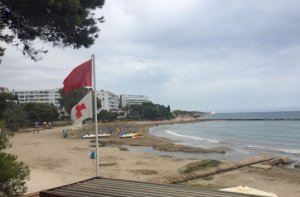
[0,152,30,196]
[0,120,5,130]
[0,133,30,195]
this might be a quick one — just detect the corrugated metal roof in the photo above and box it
[39,177,258,197]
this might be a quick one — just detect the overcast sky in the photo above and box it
[1,0,300,112]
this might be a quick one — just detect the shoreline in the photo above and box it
[5,118,300,196]
[67,118,300,164]
[147,119,300,163]
[84,118,231,155]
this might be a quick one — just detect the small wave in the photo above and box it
[245,145,300,154]
[165,130,219,143]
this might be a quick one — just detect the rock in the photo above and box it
[281,157,295,165]
[262,157,295,166]
[295,162,300,169]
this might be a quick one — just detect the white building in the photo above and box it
[11,89,61,108]
[120,94,150,108]
[0,87,9,93]
[96,90,119,112]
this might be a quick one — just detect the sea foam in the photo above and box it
[245,144,300,154]
[165,129,219,143]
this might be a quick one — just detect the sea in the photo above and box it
[146,111,300,164]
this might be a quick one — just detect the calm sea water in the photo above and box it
[205,111,300,120]
[150,111,300,162]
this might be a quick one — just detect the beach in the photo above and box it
[5,119,300,197]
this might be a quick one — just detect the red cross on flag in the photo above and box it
[71,91,93,126]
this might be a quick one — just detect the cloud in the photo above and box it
[1,0,300,112]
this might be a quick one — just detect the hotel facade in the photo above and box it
[96,90,120,112]
[11,89,61,108]
[120,94,150,108]
[6,87,150,112]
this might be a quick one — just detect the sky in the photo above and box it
[1,0,300,112]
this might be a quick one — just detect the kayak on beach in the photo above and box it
[119,131,142,138]
[82,133,111,139]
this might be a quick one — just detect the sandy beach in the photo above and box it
[5,119,300,197]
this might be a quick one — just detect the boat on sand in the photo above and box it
[119,132,142,138]
[82,133,111,139]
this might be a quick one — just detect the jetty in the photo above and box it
[154,155,276,184]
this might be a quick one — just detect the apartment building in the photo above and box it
[120,94,150,108]
[96,90,119,112]
[11,89,61,108]
[0,87,9,93]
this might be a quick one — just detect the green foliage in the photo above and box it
[0,47,4,59]
[59,88,101,115]
[179,160,222,174]
[0,120,5,130]
[0,93,60,130]
[0,0,105,61]
[3,107,26,131]
[0,152,30,196]
[59,88,91,114]
[173,110,206,116]
[0,132,11,151]
[98,110,117,122]
[0,132,30,195]
[0,92,16,119]
[173,110,206,118]
[21,103,59,122]
[126,102,172,120]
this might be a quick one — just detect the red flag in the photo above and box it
[63,59,92,93]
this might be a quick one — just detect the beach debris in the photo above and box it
[153,155,274,184]
[119,146,129,151]
[99,162,118,167]
[130,169,158,175]
[219,186,278,197]
[90,141,107,147]
[250,163,272,170]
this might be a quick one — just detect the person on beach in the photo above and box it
[34,121,40,134]
[48,122,52,129]
[42,122,47,129]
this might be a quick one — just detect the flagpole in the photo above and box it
[92,54,100,177]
